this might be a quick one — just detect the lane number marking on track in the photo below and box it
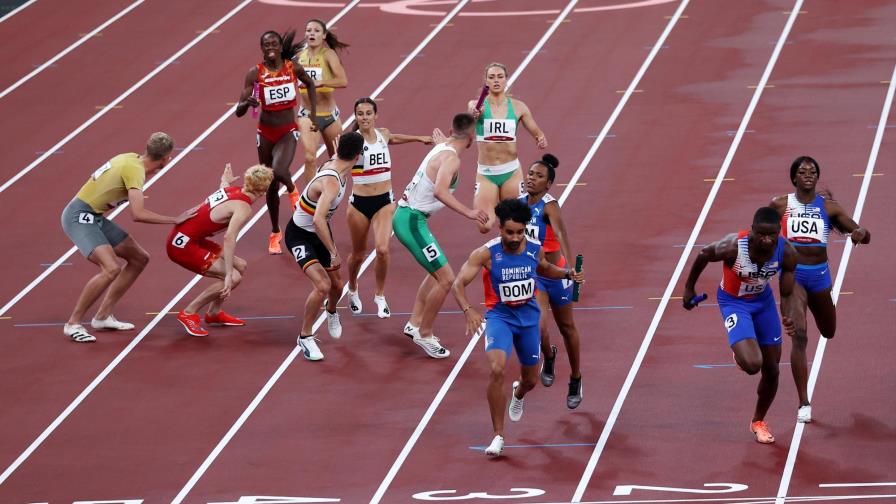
[613,482,749,496]
[413,488,545,500]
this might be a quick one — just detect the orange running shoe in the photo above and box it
[177,310,208,337]
[289,189,300,211]
[205,311,245,326]
[750,420,775,444]
[268,231,283,254]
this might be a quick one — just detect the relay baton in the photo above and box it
[475,85,489,110]
[571,254,584,302]
[251,82,260,119]
[685,292,708,309]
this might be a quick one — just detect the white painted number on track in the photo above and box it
[613,482,749,496]
[208,496,340,504]
[413,488,545,500]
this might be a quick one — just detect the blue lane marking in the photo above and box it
[469,442,597,451]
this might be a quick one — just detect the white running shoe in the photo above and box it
[91,315,135,331]
[326,311,342,339]
[297,335,324,361]
[348,290,362,315]
[797,404,812,423]
[484,435,504,457]
[508,381,524,422]
[413,335,450,358]
[64,324,96,343]
[374,295,390,318]
[403,321,421,339]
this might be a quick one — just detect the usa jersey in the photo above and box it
[782,193,830,247]
[719,231,785,299]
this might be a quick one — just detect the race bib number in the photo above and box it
[207,188,228,208]
[91,161,113,180]
[303,66,323,82]
[483,118,516,142]
[291,245,307,262]
[263,82,296,105]
[499,278,535,305]
[422,244,441,262]
[171,232,190,249]
[724,314,738,332]
[77,212,96,224]
[525,224,540,242]
[787,216,824,243]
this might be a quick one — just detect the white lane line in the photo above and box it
[570,1,803,501]
[532,492,896,504]
[0,0,145,100]
[0,0,36,23]
[819,483,896,488]
[0,1,363,488]
[0,0,255,195]
[367,1,693,502]
[774,62,896,504]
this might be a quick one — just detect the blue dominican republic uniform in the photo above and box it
[519,193,573,306]
[782,192,833,293]
[482,236,542,366]
[717,231,786,347]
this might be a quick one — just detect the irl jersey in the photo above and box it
[476,97,518,143]
[292,166,346,232]
[352,129,391,184]
[720,231,785,298]
[257,61,298,112]
[483,236,541,309]
[520,193,560,253]
[171,186,252,247]
[782,193,830,247]
[399,143,459,215]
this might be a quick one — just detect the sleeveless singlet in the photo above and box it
[520,193,560,253]
[476,97,518,143]
[720,231,786,299]
[399,143,459,216]
[292,166,347,232]
[782,193,830,248]
[296,47,334,93]
[352,129,392,185]
[175,186,252,240]
[482,236,541,310]
[257,61,298,112]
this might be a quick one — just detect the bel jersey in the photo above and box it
[482,237,541,309]
[782,193,830,247]
[720,231,785,298]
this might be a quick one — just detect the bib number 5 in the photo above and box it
[422,244,441,262]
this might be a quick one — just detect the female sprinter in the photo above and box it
[345,97,443,318]
[297,18,349,182]
[521,154,584,409]
[769,156,870,423]
[468,62,548,233]
[236,30,317,254]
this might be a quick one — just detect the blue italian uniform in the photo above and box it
[482,236,542,366]
[519,193,573,306]
[718,231,786,347]
[782,193,832,293]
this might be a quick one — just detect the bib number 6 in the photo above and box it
[171,232,190,249]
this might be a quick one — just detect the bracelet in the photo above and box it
[564,270,572,280]
[462,306,471,313]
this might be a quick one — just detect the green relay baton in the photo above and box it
[572,254,583,302]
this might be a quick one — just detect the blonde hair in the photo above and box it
[243,164,274,195]
[483,62,508,80]
[146,132,174,160]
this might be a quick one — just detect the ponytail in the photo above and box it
[308,19,349,52]
[259,30,302,61]
[532,154,559,183]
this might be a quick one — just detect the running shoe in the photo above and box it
[268,232,283,255]
[176,310,208,337]
[289,189,300,211]
[348,290,362,314]
[298,335,324,361]
[508,381,524,421]
[403,321,421,339]
[64,324,96,343]
[567,376,583,409]
[374,295,390,319]
[540,345,557,387]
[413,335,450,358]
[205,311,245,326]
[750,420,775,444]
[484,435,504,457]
[797,404,812,423]
[90,315,135,331]
[326,310,342,339]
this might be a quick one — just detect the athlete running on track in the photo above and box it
[236,29,317,255]
[682,207,797,444]
[520,154,584,409]
[393,113,488,359]
[287,132,364,361]
[769,156,870,423]
[296,18,349,182]
[61,132,195,342]
[468,62,547,233]
[345,97,443,318]
[452,198,583,457]
[170,164,274,337]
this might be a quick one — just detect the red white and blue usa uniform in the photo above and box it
[782,193,832,293]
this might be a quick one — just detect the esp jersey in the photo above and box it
[399,143,459,215]
[720,231,786,298]
[475,97,518,143]
[292,166,346,232]
[296,47,334,93]
[170,186,252,248]
[257,60,298,112]
[352,129,391,184]
[782,193,830,247]
[520,193,560,253]
[75,153,145,212]
[482,236,541,309]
